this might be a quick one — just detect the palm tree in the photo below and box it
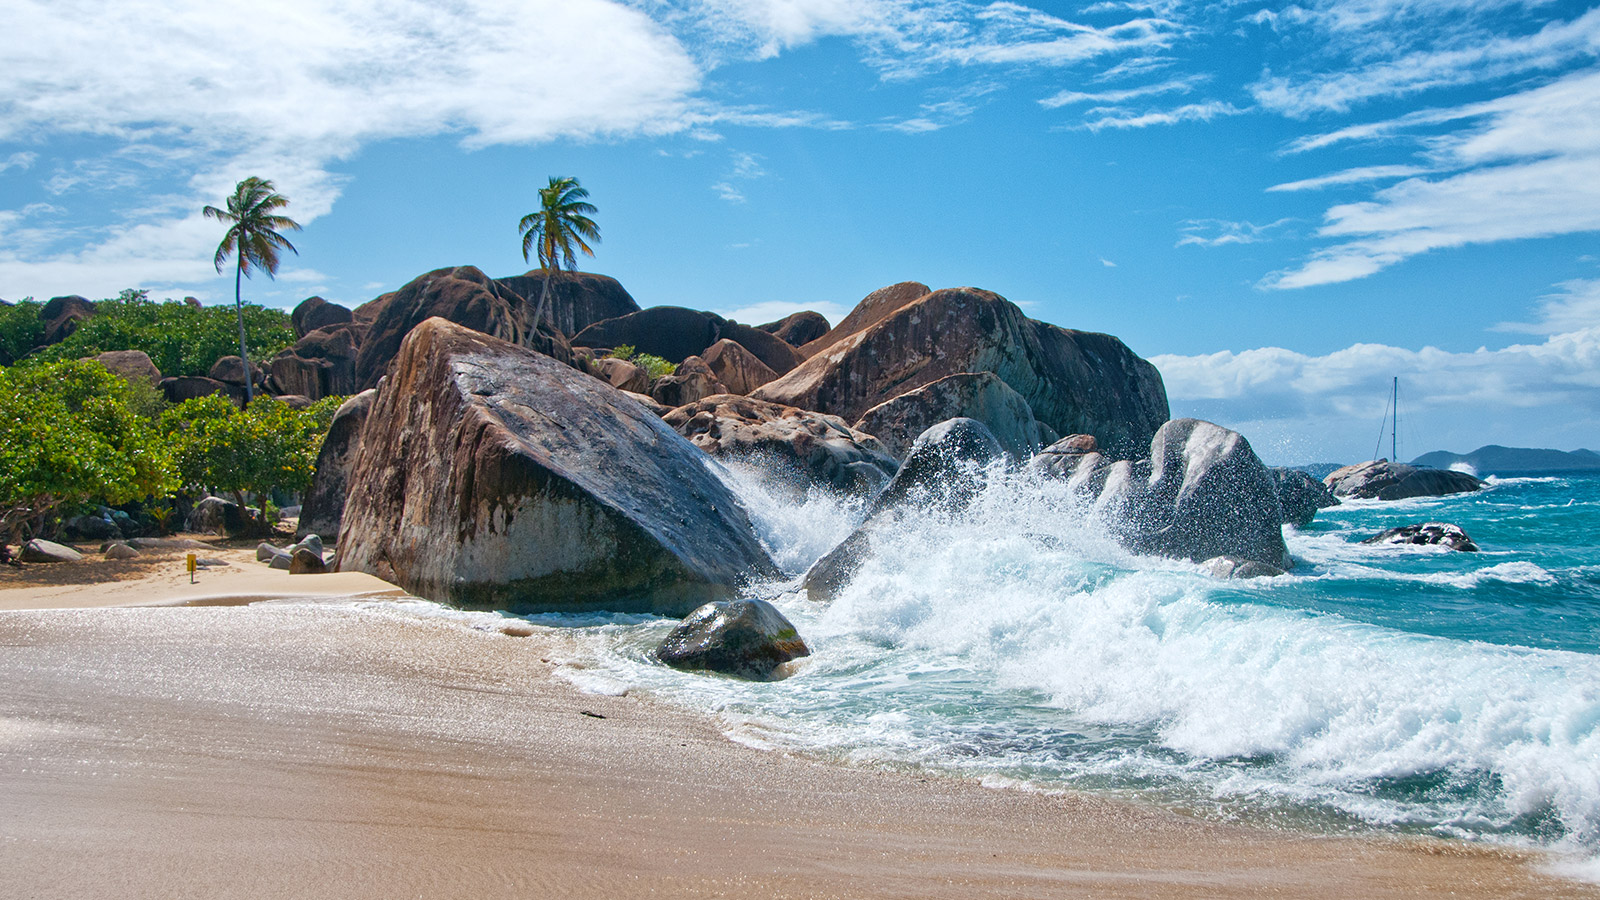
[519,176,600,333]
[203,177,301,404]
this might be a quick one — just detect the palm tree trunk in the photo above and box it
[531,268,554,335]
[233,256,253,405]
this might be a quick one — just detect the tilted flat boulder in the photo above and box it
[758,310,830,348]
[853,371,1042,461]
[662,394,898,494]
[337,318,778,615]
[702,338,779,395]
[297,389,376,540]
[1323,460,1484,501]
[21,539,83,563]
[1270,467,1340,528]
[493,270,641,337]
[354,265,572,389]
[571,306,803,375]
[291,296,354,338]
[803,418,1005,601]
[798,281,929,358]
[92,350,162,386]
[654,598,810,680]
[1361,522,1480,552]
[754,287,1168,459]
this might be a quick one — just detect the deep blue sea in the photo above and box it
[545,464,1600,871]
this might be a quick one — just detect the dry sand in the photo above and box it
[0,550,1595,899]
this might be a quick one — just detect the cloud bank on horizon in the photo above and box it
[2,0,1598,458]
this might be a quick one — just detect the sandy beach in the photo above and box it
[1,546,1594,900]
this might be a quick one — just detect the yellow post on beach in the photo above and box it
[186,552,196,584]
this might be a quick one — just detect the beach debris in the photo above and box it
[20,539,83,563]
[336,318,777,616]
[1361,522,1480,552]
[103,542,141,560]
[1323,460,1483,501]
[654,598,810,680]
[579,710,607,718]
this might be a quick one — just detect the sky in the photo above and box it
[2,0,1599,464]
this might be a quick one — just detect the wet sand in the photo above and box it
[0,560,1594,899]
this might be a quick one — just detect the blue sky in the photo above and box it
[3,0,1599,463]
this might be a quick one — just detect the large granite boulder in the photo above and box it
[758,310,830,349]
[160,375,235,405]
[853,372,1042,461]
[593,356,649,394]
[650,356,726,407]
[208,355,266,389]
[798,281,928,358]
[662,394,898,494]
[290,296,354,338]
[337,318,778,615]
[803,418,1005,600]
[493,270,641,337]
[754,286,1168,459]
[297,389,376,540]
[701,338,778,395]
[353,291,396,324]
[187,496,255,536]
[1323,460,1484,501]
[39,295,95,346]
[267,323,365,401]
[1271,467,1340,528]
[654,598,811,679]
[571,306,803,376]
[354,265,572,389]
[1361,522,1480,552]
[20,539,83,563]
[91,350,162,386]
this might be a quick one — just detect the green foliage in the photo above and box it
[0,299,44,366]
[0,360,177,539]
[162,395,333,507]
[30,294,294,377]
[608,344,674,379]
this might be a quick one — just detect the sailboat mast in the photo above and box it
[1391,376,1398,462]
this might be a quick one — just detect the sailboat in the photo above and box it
[1373,376,1399,463]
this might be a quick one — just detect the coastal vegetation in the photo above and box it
[204,177,302,404]
[518,175,600,329]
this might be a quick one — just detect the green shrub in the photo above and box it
[30,289,294,377]
[608,344,675,379]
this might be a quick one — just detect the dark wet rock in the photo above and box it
[267,323,365,401]
[757,310,830,349]
[571,306,803,376]
[92,350,162,386]
[662,394,898,494]
[803,418,1006,601]
[297,389,376,540]
[853,372,1042,462]
[337,318,778,616]
[289,547,329,574]
[798,281,929,358]
[493,270,642,337]
[1271,467,1340,528]
[654,598,811,679]
[291,296,354,339]
[1361,522,1480,552]
[754,286,1168,459]
[1200,555,1285,579]
[103,542,141,561]
[650,355,726,407]
[354,265,573,390]
[21,539,83,563]
[39,295,95,346]
[1323,460,1484,501]
[160,375,236,405]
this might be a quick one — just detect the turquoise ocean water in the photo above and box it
[547,464,1600,869]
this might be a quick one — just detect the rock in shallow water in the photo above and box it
[654,598,810,679]
[1361,522,1480,552]
[1323,460,1482,501]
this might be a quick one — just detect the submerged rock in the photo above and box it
[1361,522,1480,552]
[1200,555,1285,579]
[1323,460,1483,501]
[654,598,810,679]
[337,317,778,616]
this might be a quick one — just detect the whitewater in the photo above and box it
[541,463,1600,869]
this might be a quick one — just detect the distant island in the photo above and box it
[1411,445,1600,474]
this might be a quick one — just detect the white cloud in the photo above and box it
[1082,100,1244,131]
[1265,165,1431,192]
[1266,67,1600,289]
[1099,256,1117,267]
[1039,74,1203,108]
[1177,217,1296,247]
[0,152,36,174]
[1496,278,1600,335]
[1151,324,1600,462]
[710,298,854,327]
[713,181,747,203]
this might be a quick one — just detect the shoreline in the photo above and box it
[1,556,1595,899]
